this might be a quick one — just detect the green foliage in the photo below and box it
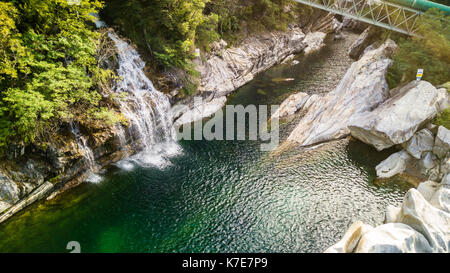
[387,9,450,88]
[435,109,450,129]
[0,0,119,148]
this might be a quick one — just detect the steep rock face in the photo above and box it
[287,39,397,146]
[196,26,308,98]
[348,81,449,151]
[348,26,378,60]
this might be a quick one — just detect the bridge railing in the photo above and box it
[293,0,423,36]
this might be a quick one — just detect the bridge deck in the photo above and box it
[293,0,422,36]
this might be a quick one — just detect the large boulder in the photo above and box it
[349,81,449,151]
[405,129,435,159]
[355,223,433,253]
[398,189,450,252]
[287,39,397,146]
[375,150,413,179]
[303,32,327,55]
[433,126,450,159]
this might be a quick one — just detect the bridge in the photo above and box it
[292,0,450,36]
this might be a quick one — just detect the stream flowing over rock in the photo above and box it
[286,39,397,146]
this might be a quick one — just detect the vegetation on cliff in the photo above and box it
[0,0,120,150]
[101,0,310,95]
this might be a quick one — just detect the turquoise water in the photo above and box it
[0,37,411,253]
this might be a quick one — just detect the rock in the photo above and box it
[419,152,440,177]
[348,27,377,60]
[355,223,433,253]
[398,189,450,252]
[303,32,327,55]
[324,221,373,253]
[174,96,227,126]
[417,181,440,201]
[349,81,449,151]
[0,182,53,224]
[197,27,307,97]
[443,173,450,185]
[341,17,369,32]
[287,39,397,146]
[281,54,295,64]
[406,129,435,159]
[375,150,413,179]
[292,60,300,65]
[0,173,20,213]
[271,92,310,119]
[441,154,450,177]
[385,205,401,223]
[429,186,450,214]
[433,126,450,159]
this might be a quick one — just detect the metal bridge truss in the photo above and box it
[293,0,423,36]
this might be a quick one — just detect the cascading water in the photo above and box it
[69,123,103,183]
[108,32,182,169]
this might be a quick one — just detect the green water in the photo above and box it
[0,36,411,253]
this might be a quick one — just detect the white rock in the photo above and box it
[398,189,450,252]
[349,81,449,151]
[419,152,440,178]
[417,181,440,201]
[385,205,401,223]
[406,129,435,159]
[287,39,397,146]
[429,186,450,214]
[433,126,450,159]
[197,27,307,97]
[376,150,413,178]
[174,97,227,126]
[303,32,327,55]
[443,173,450,185]
[324,221,373,253]
[0,173,20,213]
[355,223,433,253]
[271,92,309,119]
[348,26,375,60]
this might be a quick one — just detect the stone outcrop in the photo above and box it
[326,176,450,253]
[196,26,309,98]
[376,150,413,179]
[348,26,378,60]
[406,129,435,159]
[287,39,397,146]
[434,126,450,159]
[174,97,227,126]
[348,81,449,151]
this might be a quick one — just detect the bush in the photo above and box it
[387,9,450,88]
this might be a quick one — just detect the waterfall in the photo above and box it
[69,123,103,183]
[108,32,181,169]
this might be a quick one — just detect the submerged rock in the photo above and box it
[287,39,397,146]
[349,81,449,151]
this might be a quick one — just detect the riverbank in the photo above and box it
[0,13,344,225]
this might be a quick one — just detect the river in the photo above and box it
[0,32,412,253]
